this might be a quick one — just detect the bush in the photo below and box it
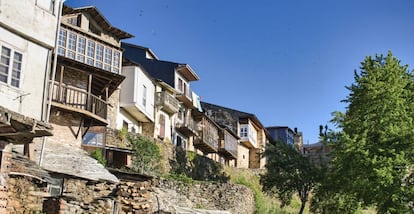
[130,135,162,175]
[90,148,106,166]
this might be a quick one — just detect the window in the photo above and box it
[104,48,112,71]
[113,51,120,73]
[67,32,76,59]
[57,27,122,72]
[178,78,183,92]
[76,36,86,63]
[57,29,67,56]
[0,46,23,88]
[86,40,95,66]
[82,132,104,146]
[142,85,147,107]
[11,52,22,87]
[240,127,248,138]
[95,44,103,68]
[67,15,81,27]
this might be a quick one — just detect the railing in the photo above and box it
[222,133,238,158]
[176,116,198,136]
[200,133,218,151]
[49,81,107,119]
[156,91,179,113]
[176,87,193,102]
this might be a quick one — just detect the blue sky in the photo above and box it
[67,0,414,144]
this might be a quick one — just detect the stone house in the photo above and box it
[27,3,136,194]
[201,102,271,169]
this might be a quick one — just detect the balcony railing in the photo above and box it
[195,132,218,153]
[219,133,238,159]
[176,88,193,107]
[49,81,107,120]
[156,91,179,114]
[175,116,198,136]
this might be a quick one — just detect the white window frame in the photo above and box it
[0,44,24,88]
[57,27,122,73]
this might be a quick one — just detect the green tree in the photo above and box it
[314,52,414,213]
[261,142,321,214]
[130,135,162,175]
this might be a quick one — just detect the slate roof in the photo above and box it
[201,102,266,136]
[10,152,57,184]
[121,43,199,89]
[33,141,119,183]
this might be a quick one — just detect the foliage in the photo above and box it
[90,148,106,166]
[313,52,414,213]
[227,167,300,214]
[164,173,195,184]
[130,135,162,175]
[260,142,321,214]
[169,147,228,182]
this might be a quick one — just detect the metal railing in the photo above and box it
[49,81,107,119]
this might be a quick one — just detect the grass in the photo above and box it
[225,167,307,214]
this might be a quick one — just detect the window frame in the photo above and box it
[57,27,122,73]
[0,44,24,88]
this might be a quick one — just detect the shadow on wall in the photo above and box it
[169,147,229,182]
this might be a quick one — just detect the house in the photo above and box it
[105,58,157,169]
[0,0,58,151]
[267,126,303,151]
[192,111,220,160]
[302,141,331,166]
[31,4,133,181]
[121,43,203,153]
[202,102,270,169]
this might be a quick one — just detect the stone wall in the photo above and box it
[116,180,152,213]
[47,177,152,214]
[151,178,255,214]
[7,176,49,213]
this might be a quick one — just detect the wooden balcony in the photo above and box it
[218,131,238,159]
[194,117,219,154]
[49,81,107,124]
[194,133,218,154]
[176,88,193,108]
[175,116,198,137]
[156,91,179,114]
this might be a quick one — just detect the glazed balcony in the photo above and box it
[49,81,107,124]
[156,91,179,114]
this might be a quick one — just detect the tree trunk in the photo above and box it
[299,200,306,214]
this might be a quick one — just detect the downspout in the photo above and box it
[39,0,66,166]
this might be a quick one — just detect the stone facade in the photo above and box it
[7,176,48,213]
[152,178,255,214]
